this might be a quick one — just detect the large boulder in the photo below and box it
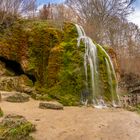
[0,20,120,105]
[0,20,62,80]
[0,75,33,92]
[0,20,84,105]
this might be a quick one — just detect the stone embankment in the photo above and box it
[119,73,140,107]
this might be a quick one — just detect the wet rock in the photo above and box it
[5,92,30,103]
[0,114,35,140]
[39,101,64,110]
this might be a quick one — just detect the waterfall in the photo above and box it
[105,58,117,107]
[75,24,120,108]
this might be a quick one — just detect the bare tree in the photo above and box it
[0,0,36,24]
[38,3,80,22]
[66,0,140,75]
[66,0,134,43]
[39,4,50,20]
[128,0,136,6]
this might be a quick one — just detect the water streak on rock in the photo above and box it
[75,24,120,108]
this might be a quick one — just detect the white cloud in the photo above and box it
[128,8,140,28]
[36,4,44,13]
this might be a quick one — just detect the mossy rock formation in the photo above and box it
[0,114,35,140]
[0,20,119,105]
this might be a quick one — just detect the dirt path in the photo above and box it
[1,97,140,140]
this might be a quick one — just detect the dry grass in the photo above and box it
[119,56,140,76]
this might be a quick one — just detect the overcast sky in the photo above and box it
[37,0,140,27]
[128,1,140,27]
[37,0,64,5]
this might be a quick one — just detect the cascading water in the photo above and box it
[75,24,120,108]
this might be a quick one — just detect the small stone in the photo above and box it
[35,119,40,121]
[5,92,30,103]
[22,87,36,94]
[39,101,64,110]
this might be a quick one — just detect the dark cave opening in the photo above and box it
[26,74,36,84]
[0,56,36,84]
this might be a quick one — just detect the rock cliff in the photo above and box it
[0,20,120,105]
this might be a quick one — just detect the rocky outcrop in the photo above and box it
[39,101,64,110]
[119,73,140,107]
[0,21,63,80]
[120,94,138,107]
[0,76,32,91]
[0,20,120,105]
[0,21,84,105]
[0,60,35,96]
[119,73,140,94]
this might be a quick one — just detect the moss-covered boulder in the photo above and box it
[0,20,84,105]
[39,101,63,110]
[0,75,33,92]
[5,92,30,103]
[0,114,35,140]
[0,19,119,105]
[0,20,62,79]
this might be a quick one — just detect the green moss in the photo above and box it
[52,41,84,105]
[27,24,63,85]
[0,20,83,105]
[96,44,117,102]
[125,104,140,114]
[35,40,85,105]
[0,20,119,105]
[0,108,3,117]
[0,115,35,140]
[36,85,80,106]
[63,22,78,41]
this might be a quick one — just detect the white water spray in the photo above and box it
[75,24,120,108]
